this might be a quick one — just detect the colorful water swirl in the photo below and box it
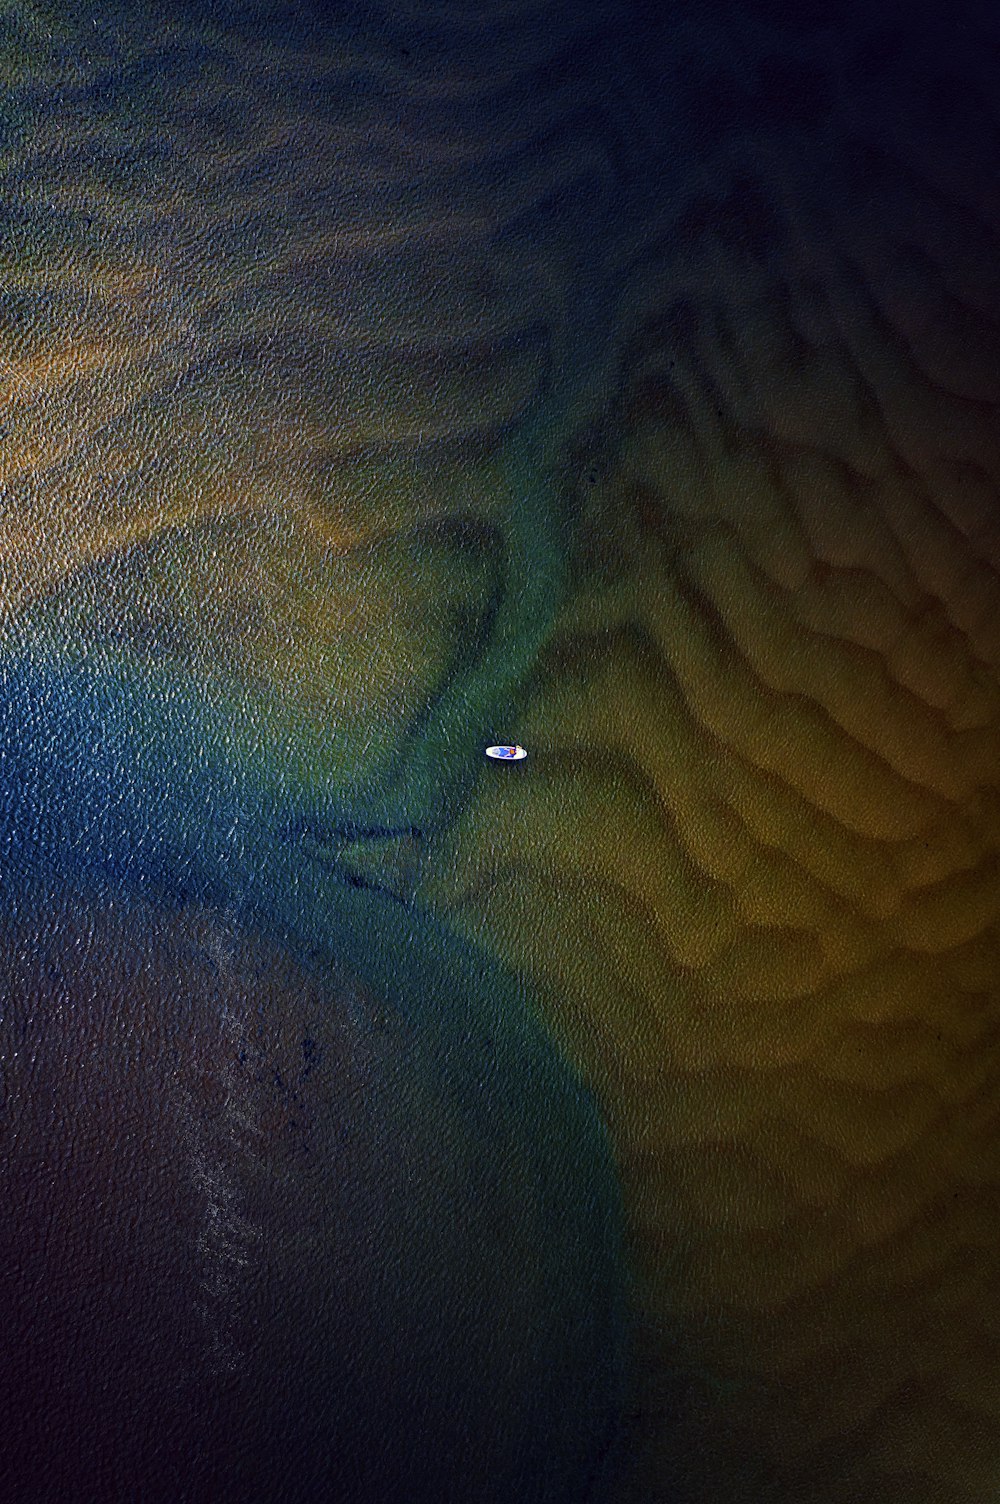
[3,1,1000,1501]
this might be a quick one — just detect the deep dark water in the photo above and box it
[0,652,626,1504]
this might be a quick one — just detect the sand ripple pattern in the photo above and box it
[6,2,1000,1500]
[417,7,1000,1501]
[0,1,643,831]
[0,0,631,604]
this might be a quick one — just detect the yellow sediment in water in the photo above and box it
[415,25,1000,1501]
[5,6,1000,1501]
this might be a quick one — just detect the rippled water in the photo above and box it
[0,5,631,1498]
[4,1,1000,1501]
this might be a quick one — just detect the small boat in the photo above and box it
[485,744,527,761]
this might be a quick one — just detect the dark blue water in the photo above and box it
[0,640,627,1503]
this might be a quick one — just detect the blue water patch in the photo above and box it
[0,638,628,1502]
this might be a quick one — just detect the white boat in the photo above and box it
[485,744,527,761]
